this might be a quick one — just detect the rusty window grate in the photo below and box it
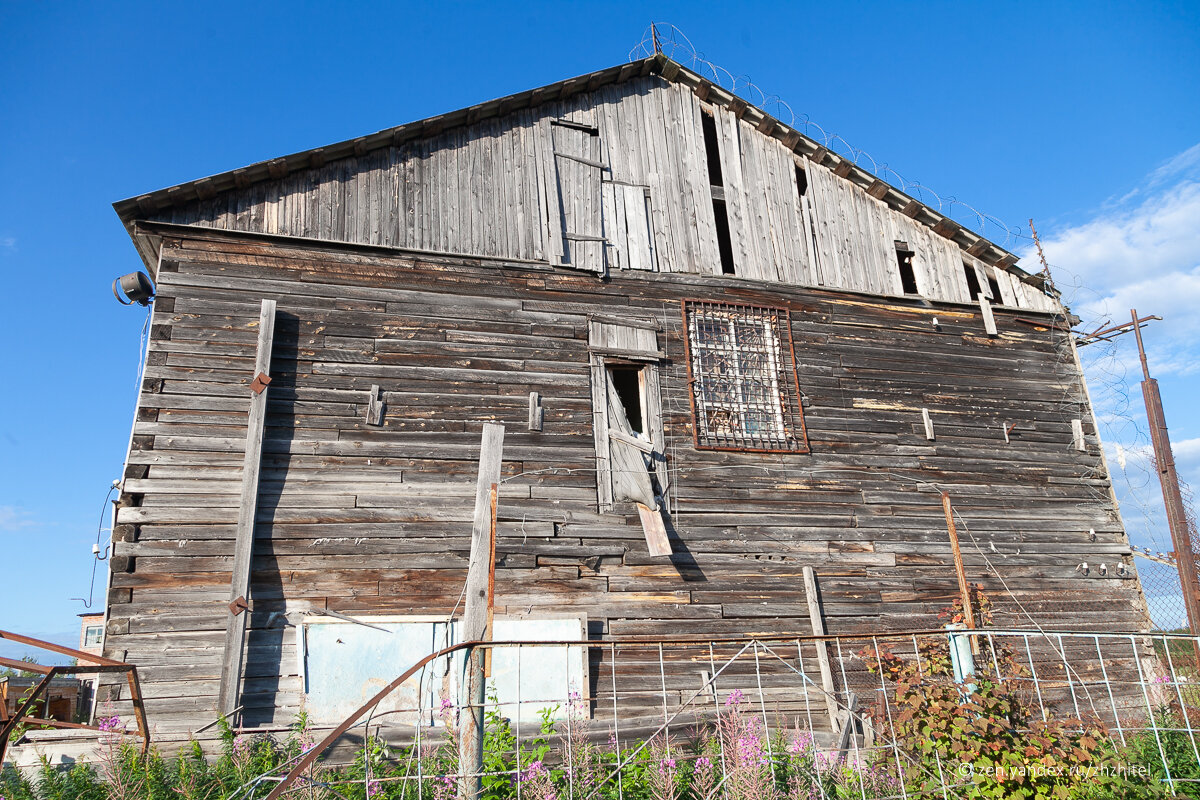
[682,301,809,453]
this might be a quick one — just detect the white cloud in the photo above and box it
[1027,144,1200,378]
[1031,144,1200,565]
[0,506,36,533]
[0,235,15,251]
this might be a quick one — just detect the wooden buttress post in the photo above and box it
[218,299,277,718]
[459,423,505,800]
[941,492,980,655]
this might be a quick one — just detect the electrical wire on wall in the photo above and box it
[71,480,121,609]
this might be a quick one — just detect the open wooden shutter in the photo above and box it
[551,119,606,273]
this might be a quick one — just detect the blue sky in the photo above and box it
[1,1,1198,658]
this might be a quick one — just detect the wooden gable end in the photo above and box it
[142,74,1059,314]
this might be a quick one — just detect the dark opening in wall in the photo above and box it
[986,273,1002,304]
[895,241,918,294]
[963,261,983,300]
[608,366,644,434]
[794,164,808,198]
[701,107,735,275]
[701,109,723,186]
[713,199,736,274]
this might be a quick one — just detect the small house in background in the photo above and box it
[100,54,1152,740]
[0,677,82,726]
[78,614,104,656]
[77,613,104,718]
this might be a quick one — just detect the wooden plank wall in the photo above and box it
[151,78,1056,312]
[103,231,1148,734]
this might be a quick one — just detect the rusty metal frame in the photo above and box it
[680,299,811,455]
[0,629,149,763]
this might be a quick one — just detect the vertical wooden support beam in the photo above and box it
[940,492,979,655]
[218,299,277,718]
[802,566,839,730]
[458,423,504,800]
[921,408,935,441]
[1072,419,1085,451]
[979,296,998,337]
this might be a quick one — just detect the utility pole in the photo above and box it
[1131,309,1200,648]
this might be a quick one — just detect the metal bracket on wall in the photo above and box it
[250,372,272,394]
[228,596,251,616]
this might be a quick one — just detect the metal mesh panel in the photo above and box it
[683,301,808,453]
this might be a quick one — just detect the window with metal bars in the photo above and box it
[682,301,810,453]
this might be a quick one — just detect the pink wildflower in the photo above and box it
[97,715,123,732]
[367,779,383,797]
[724,688,744,707]
[786,731,814,755]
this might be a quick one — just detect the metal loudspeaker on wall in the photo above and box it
[112,271,155,306]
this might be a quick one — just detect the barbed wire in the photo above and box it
[629,23,1031,251]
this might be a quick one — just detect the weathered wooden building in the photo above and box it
[103,54,1151,736]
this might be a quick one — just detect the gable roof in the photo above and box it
[115,54,1040,288]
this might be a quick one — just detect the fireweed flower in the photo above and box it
[367,779,383,797]
[724,688,745,707]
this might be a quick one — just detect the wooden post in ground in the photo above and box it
[458,423,504,800]
[802,566,840,730]
[941,492,980,656]
[218,299,277,719]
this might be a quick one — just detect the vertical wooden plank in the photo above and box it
[637,84,673,273]
[624,185,653,271]
[994,268,1020,308]
[642,362,668,499]
[802,566,840,730]
[458,423,505,800]
[589,355,613,511]
[528,392,544,431]
[365,384,385,426]
[1072,419,1086,451]
[979,295,998,336]
[922,408,936,440]
[218,298,277,717]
